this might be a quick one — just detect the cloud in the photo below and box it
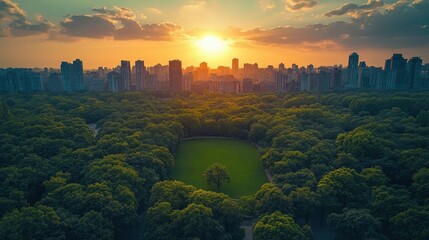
[61,15,115,38]
[284,0,318,11]
[181,0,206,11]
[213,0,429,49]
[147,8,162,15]
[0,0,52,37]
[325,0,384,17]
[92,6,136,19]
[59,6,183,40]
[260,0,276,11]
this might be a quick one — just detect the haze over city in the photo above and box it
[1,0,429,68]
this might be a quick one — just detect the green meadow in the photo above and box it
[171,138,267,197]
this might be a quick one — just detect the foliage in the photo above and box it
[253,211,312,240]
[204,163,231,189]
[1,91,429,239]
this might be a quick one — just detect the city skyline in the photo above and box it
[2,51,428,93]
[1,0,429,68]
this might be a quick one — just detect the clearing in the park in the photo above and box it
[171,138,268,197]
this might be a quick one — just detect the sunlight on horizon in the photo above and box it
[196,35,229,55]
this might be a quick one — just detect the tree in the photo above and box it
[0,205,64,239]
[327,208,383,240]
[189,189,242,238]
[289,187,319,224]
[389,206,429,240]
[336,129,386,159]
[255,183,293,215]
[0,100,12,120]
[370,186,412,227]
[171,203,227,240]
[274,168,317,191]
[63,211,114,240]
[253,211,312,240]
[318,168,368,213]
[416,110,428,127]
[204,163,230,189]
[361,167,389,188]
[149,180,196,209]
[249,123,268,143]
[412,168,429,204]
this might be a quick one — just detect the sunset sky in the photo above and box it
[0,0,428,69]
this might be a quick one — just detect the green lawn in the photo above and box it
[171,138,268,198]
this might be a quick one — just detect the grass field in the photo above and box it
[170,138,268,197]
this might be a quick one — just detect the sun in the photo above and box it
[196,35,228,54]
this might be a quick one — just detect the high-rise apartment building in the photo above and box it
[120,60,131,91]
[232,58,239,77]
[135,60,145,90]
[346,52,359,89]
[61,59,84,92]
[407,57,422,89]
[107,71,120,92]
[169,60,183,93]
[385,54,407,90]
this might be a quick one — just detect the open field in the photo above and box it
[171,138,267,197]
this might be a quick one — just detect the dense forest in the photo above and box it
[0,91,428,240]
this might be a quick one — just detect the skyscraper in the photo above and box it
[407,57,422,89]
[232,58,239,77]
[120,60,131,91]
[385,54,407,89]
[61,61,72,92]
[183,72,194,91]
[346,52,359,89]
[331,68,343,90]
[279,63,285,72]
[196,62,209,81]
[169,60,183,93]
[72,59,84,91]
[61,59,84,92]
[107,71,120,92]
[135,60,145,90]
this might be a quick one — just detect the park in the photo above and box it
[171,138,268,197]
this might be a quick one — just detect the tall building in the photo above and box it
[61,62,72,91]
[72,59,84,91]
[275,72,288,93]
[120,60,131,91]
[307,64,314,74]
[61,59,84,92]
[242,78,253,93]
[385,54,407,90]
[183,72,194,91]
[135,60,145,90]
[232,58,239,77]
[196,62,209,81]
[107,71,120,92]
[359,66,384,89]
[331,68,343,90]
[279,63,285,72]
[243,63,259,80]
[46,72,63,92]
[169,60,183,93]
[346,52,359,89]
[407,57,422,89]
[317,71,331,92]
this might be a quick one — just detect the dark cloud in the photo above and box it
[60,7,183,40]
[61,15,115,38]
[233,0,429,49]
[0,0,52,37]
[284,0,318,11]
[325,0,384,17]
